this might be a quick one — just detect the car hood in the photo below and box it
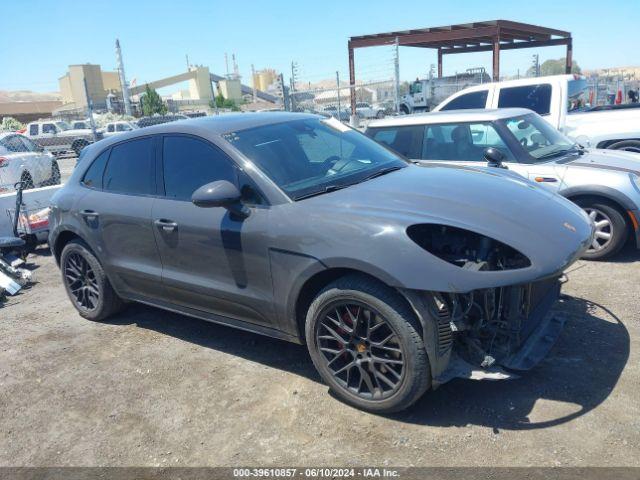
[297,164,592,291]
[564,148,640,175]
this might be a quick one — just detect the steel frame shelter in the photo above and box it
[347,20,572,114]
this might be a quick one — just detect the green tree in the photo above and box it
[527,58,581,77]
[141,85,167,116]
[0,116,24,132]
[212,92,240,111]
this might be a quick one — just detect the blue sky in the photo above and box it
[2,0,637,93]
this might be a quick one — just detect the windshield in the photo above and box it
[568,78,590,112]
[500,113,575,162]
[55,121,71,131]
[224,117,407,200]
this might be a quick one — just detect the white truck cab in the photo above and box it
[434,74,640,151]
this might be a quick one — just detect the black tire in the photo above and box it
[60,239,124,321]
[376,110,385,119]
[72,140,89,157]
[608,139,640,153]
[48,160,61,185]
[305,274,430,413]
[575,198,628,260]
[400,104,410,115]
[20,171,34,190]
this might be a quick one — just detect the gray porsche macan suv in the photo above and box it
[49,113,593,412]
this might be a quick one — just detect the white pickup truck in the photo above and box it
[434,74,640,152]
[23,120,98,157]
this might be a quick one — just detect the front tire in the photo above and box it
[575,198,628,260]
[60,239,124,321]
[48,160,61,185]
[305,274,430,413]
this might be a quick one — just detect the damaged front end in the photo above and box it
[404,275,565,387]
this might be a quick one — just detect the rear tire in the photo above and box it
[575,198,628,260]
[72,140,89,157]
[20,171,34,190]
[47,160,61,186]
[60,239,124,321]
[305,274,430,413]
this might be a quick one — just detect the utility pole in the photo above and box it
[115,39,132,116]
[185,54,190,70]
[225,53,230,78]
[393,36,400,114]
[251,64,257,104]
[532,54,540,77]
[336,71,341,120]
[83,78,98,142]
[290,61,298,111]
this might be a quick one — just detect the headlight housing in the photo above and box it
[407,224,531,271]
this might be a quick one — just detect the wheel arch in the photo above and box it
[293,267,422,344]
[596,138,640,149]
[562,190,635,245]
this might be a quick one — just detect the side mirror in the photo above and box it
[484,147,507,169]
[191,180,250,217]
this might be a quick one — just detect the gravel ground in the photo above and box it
[0,241,638,467]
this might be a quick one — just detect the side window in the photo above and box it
[107,124,115,132]
[103,138,154,195]
[368,126,423,159]
[42,124,56,134]
[82,149,111,189]
[421,123,513,162]
[440,90,489,111]
[29,124,39,136]
[162,136,237,201]
[497,84,552,115]
[2,135,27,153]
[17,136,39,152]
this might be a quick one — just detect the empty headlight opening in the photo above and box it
[407,224,531,271]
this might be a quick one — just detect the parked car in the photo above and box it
[0,132,60,192]
[100,121,139,138]
[321,105,350,122]
[49,113,592,412]
[355,102,385,119]
[433,74,640,152]
[366,108,640,259]
[136,114,189,129]
[23,120,97,157]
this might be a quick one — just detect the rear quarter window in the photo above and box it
[82,149,110,189]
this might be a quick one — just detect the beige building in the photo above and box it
[218,78,243,102]
[58,64,122,112]
[252,68,278,92]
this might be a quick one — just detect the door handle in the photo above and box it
[154,219,178,232]
[79,209,99,218]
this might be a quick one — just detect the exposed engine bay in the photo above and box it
[419,276,564,384]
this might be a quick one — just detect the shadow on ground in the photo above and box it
[105,294,629,431]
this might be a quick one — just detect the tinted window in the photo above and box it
[421,122,513,162]
[82,149,110,189]
[107,124,115,132]
[367,125,424,159]
[29,124,38,136]
[440,90,488,111]
[103,138,154,195]
[497,84,552,115]
[42,124,56,134]
[1,135,28,153]
[162,136,237,201]
[17,136,39,152]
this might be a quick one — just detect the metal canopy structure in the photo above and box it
[347,19,572,114]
